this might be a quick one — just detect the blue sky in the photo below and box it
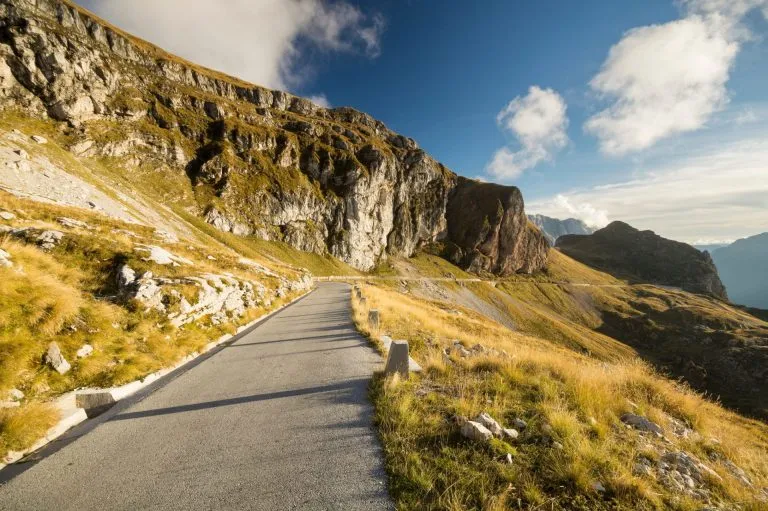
[79,0,768,243]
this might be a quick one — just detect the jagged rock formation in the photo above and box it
[445,178,548,275]
[528,213,597,246]
[557,221,727,299]
[712,232,768,309]
[0,0,547,274]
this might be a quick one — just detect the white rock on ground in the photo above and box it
[76,344,93,358]
[0,248,12,267]
[36,230,64,250]
[621,413,664,436]
[31,135,47,144]
[503,428,519,441]
[45,342,71,375]
[116,264,137,289]
[135,245,193,266]
[57,217,90,229]
[0,211,15,220]
[475,412,504,438]
[460,420,493,442]
[154,230,179,243]
[8,388,24,401]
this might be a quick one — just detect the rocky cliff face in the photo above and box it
[557,221,728,299]
[445,178,548,274]
[528,214,597,246]
[0,0,547,274]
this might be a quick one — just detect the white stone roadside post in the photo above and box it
[368,309,380,331]
[384,340,411,379]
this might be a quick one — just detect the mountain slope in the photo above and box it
[0,0,547,275]
[712,232,768,309]
[528,213,597,245]
[350,253,768,509]
[557,221,727,299]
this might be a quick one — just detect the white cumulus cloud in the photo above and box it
[585,0,768,155]
[487,86,569,180]
[528,137,768,243]
[81,0,385,91]
[552,195,610,228]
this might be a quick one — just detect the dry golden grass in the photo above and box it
[0,403,59,456]
[352,284,768,510]
[0,192,311,460]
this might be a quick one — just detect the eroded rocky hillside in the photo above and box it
[557,221,727,299]
[0,0,547,274]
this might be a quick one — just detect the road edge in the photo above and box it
[0,286,316,472]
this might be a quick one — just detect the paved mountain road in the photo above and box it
[0,283,392,510]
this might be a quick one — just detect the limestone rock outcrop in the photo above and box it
[445,178,549,275]
[0,0,547,275]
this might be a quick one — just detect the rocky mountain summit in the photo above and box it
[528,213,597,245]
[0,0,547,275]
[557,221,728,299]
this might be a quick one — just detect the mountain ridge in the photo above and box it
[0,0,548,275]
[557,221,728,299]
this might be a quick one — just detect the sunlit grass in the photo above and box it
[353,284,768,510]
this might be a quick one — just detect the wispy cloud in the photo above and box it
[307,93,331,108]
[552,195,610,228]
[486,86,569,180]
[528,136,768,243]
[83,0,385,90]
[585,0,768,155]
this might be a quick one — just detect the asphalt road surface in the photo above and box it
[0,283,392,510]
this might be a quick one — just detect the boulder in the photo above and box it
[45,342,71,375]
[0,211,15,220]
[76,344,94,358]
[37,230,64,250]
[32,135,48,144]
[57,217,90,229]
[621,413,664,436]
[0,248,12,268]
[502,428,519,441]
[460,420,493,442]
[475,412,504,438]
[116,264,137,290]
[8,388,24,401]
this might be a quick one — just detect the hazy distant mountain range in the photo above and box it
[528,214,597,246]
[711,233,768,309]
[694,243,729,253]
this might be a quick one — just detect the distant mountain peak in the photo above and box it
[556,222,728,299]
[527,214,597,246]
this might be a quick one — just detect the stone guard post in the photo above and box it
[384,340,410,379]
[368,309,380,331]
